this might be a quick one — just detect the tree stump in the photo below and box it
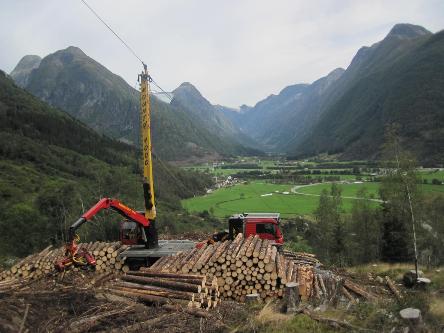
[246,293,260,303]
[283,282,300,313]
[403,270,423,288]
[399,308,423,331]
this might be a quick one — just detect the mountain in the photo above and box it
[293,24,444,165]
[222,23,442,164]
[9,55,41,88]
[0,70,212,256]
[226,68,344,151]
[10,47,257,161]
[171,82,262,154]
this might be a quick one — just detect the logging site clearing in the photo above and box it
[1,234,443,332]
[2,1,444,331]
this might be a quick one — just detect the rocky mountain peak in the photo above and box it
[174,82,201,95]
[62,46,86,56]
[10,55,42,88]
[386,23,431,39]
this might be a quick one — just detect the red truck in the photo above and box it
[227,213,284,245]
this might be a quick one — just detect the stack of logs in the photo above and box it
[143,234,377,304]
[105,270,219,309]
[142,234,317,302]
[0,236,378,306]
[0,242,130,282]
[0,277,22,295]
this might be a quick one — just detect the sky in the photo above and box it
[1,0,443,108]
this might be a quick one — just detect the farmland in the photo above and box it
[182,181,374,218]
[181,159,444,219]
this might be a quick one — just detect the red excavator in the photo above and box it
[55,64,284,271]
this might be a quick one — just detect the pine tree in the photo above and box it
[314,183,345,265]
[379,125,421,262]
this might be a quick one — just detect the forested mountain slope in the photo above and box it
[221,23,443,165]
[294,25,444,165]
[0,71,211,257]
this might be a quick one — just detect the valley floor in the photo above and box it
[182,180,443,218]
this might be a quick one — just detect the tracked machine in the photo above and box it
[55,64,195,271]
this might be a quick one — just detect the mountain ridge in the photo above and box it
[293,26,444,164]
[10,47,258,161]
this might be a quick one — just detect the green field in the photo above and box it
[182,181,444,218]
[182,182,313,218]
[418,169,444,183]
[296,182,380,198]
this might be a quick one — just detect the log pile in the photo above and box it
[0,242,130,282]
[142,234,378,305]
[0,236,379,307]
[139,234,318,302]
[104,270,219,310]
[0,277,22,295]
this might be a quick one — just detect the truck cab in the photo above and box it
[228,213,284,245]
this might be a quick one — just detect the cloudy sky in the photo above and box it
[1,0,443,107]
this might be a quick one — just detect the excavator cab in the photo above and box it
[120,221,142,245]
[119,218,158,248]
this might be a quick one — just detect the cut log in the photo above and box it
[246,235,260,258]
[343,280,376,301]
[385,276,403,301]
[108,288,192,307]
[341,286,356,304]
[237,236,254,259]
[136,270,205,281]
[121,275,202,293]
[112,285,196,301]
[264,246,277,272]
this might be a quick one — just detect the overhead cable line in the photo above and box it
[151,79,174,101]
[79,0,173,102]
[80,0,144,64]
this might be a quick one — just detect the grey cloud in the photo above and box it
[0,0,443,107]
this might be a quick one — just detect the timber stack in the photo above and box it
[0,236,378,306]
[104,270,219,310]
[144,234,377,304]
[0,242,130,281]
[142,234,318,302]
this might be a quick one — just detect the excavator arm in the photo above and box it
[67,198,149,243]
[56,198,151,271]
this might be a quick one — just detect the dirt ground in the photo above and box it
[0,272,249,333]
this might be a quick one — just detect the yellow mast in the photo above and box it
[139,63,156,220]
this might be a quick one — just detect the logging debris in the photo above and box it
[0,236,407,332]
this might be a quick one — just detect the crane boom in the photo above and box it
[56,64,160,271]
[139,63,156,221]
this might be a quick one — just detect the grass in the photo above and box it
[347,262,444,328]
[181,179,443,218]
[296,182,381,198]
[182,182,310,218]
[253,264,444,332]
[241,301,338,333]
[418,169,444,182]
[182,181,380,218]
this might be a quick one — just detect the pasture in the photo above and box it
[182,180,444,218]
